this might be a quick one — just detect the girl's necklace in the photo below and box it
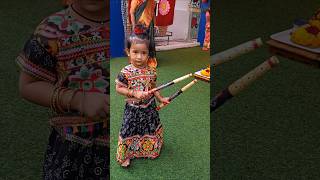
[71,4,108,25]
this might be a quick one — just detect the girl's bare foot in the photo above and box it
[121,159,130,167]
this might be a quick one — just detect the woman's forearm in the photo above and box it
[130,12,136,28]
[130,0,137,28]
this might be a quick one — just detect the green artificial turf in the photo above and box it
[212,1,320,179]
[110,48,210,179]
[0,1,211,178]
[0,1,62,179]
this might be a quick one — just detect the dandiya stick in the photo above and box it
[156,79,198,111]
[211,56,279,112]
[211,38,263,67]
[150,73,193,93]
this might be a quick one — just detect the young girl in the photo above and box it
[128,0,157,68]
[17,0,109,179]
[115,29,169,167]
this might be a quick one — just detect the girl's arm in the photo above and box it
[19,71,109,118]
[115,84,131,97]
[116,84,147,100]
[151,82,170,104]
[153,91,163,101]
[153,91,170,104]
[19,71,82,111]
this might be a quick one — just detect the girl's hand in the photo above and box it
[159,97,170,105]
[71,92,109,118]
[133,91,149,100]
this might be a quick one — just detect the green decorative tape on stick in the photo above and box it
[211,38,263,67]
[157,79,198,111]
[211,56,280,112]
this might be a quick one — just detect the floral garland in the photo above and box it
[158,0,170,16]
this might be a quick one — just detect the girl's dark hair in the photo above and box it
[126,25,150,50]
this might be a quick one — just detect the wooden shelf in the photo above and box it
[267,39,320,68]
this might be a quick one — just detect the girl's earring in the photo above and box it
[125,48,130,57]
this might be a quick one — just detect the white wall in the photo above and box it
[166,0,191,40]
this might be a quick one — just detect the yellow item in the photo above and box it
[200,67,210,77]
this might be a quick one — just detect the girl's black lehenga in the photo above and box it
[116,64,163,164]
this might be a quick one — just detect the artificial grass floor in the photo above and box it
[212,1,320,179]
[110,48,210,179]
[0,1,210,179]
[0,1,62,179]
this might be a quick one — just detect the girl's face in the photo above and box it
[77,0,108,12]
[129,43,149,68]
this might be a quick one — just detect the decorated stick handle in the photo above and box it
[150,73,193,93]
[210,89,233,112]
[181,79,198,91]
[211,56,279,112]
[157,79,198,111]
[228,56,279,95]
[211,38,263,67]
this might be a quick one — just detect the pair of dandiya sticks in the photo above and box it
[211,38,280,112]
[149,73,198,111]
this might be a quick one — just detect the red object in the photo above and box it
[191,17,198,28]
[128,0,133,24]
[155,0,176,26]
[305,26,320,35]
[134,25,146,34]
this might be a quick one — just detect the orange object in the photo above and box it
[147,57,158,68]
[62,0,73,6]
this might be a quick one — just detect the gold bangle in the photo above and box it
[132,89,135,98]
[51,86,60,113]
[57,87,67,113]
[80,90,85,117]
[67,89,78,112]
[127,89,134,98]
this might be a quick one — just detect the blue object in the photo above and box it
[293,19,308,27]
[197,0,210,47]
[110,0,125,58]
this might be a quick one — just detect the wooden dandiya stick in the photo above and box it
[211,56,279,112]
[211,38,263,67]
[156,79,198,111]
[150,73,193,93]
